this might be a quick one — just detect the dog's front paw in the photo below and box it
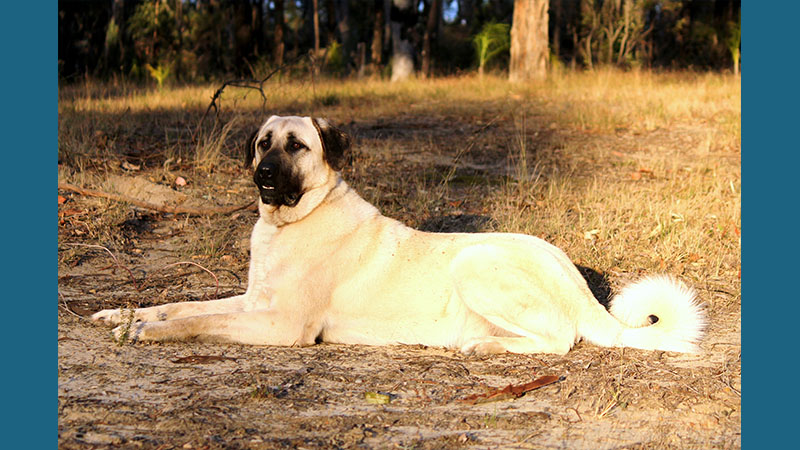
[91,308,125,326]
[92,307,140,327]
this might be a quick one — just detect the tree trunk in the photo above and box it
[421,0,441,78]
[273,0,285,65]
[510,0,549,82]
[390,0,416,81]
[326,0,337,44]
[103,0,127,74]
[175,0,184,79]
[458,0,476,30]
[551,0,561,62]
[251,0,263,57]
[312,0,320,54]
[371,0,384,65]
[335,0,352,72]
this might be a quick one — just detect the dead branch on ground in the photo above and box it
[59,182,256,216]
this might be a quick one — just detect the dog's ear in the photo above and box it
[313,118,351,171]
[244,128,259,169]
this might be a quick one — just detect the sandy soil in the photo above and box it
[58,102,740,449]
[58,187,740,450]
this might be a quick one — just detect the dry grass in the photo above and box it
[58,69,740,449]
[57,67,741,336]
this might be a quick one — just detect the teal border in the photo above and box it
[3,2,55,449]
[38,0,781,447]
[742,1,795,447]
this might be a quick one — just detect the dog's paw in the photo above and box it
[112,322,144,343]
[460,339,507,356]
[91,308,124,326]
[92,308,141,327]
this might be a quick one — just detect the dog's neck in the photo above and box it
[258,172,349,227]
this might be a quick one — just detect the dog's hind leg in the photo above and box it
[450,244,580,355]
[461,336,572,356]
[92,295,248,326]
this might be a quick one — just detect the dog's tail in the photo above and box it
[580,275,706,353]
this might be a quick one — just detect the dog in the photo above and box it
[92,115,706,355]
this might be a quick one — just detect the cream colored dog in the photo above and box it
[92,116,706,355]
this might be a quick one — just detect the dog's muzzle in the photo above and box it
[254,161,302,207]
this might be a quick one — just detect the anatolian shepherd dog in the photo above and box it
[93,116,706,355]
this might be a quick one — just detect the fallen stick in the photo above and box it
[460,375,563,405]
[58,182,256,216]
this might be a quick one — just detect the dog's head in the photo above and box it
[245,116,351,208]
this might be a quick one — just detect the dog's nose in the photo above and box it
[256,163,276,184]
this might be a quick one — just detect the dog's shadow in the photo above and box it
[418,214,498,234]
[418,214,613,309]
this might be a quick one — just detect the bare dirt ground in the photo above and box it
[58,78,740,449]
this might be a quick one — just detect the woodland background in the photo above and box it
[59,0,741,84]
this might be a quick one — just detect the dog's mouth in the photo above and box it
[259,186,301,207]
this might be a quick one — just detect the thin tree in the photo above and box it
[335,0,353,72]
[313,0,320,55]
[390,0,416,81]
[371,0,385,66]
[274,0,286,65]
[421,0,442,78]
[509,0,549,82]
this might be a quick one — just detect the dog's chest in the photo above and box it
[245,219,332,304]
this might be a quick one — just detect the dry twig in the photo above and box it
[64,243,140,291]
[58,291,86,319]
[192,55,309,142]
[460,375,562,405]
[158,261,220,299]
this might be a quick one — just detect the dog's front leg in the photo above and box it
[92,295,248,326]
[112,309,310,346]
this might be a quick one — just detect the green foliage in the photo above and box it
[725,18,741,74]
[579,0,649,69]
[128,0,178,65]
[145,63,170,90]
[472,22,510,76]
[104,18,119,49]
[59,0,741,82]
[326,41,345,75]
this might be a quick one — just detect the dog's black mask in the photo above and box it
[253,155,303,207]
[251,130,304,207]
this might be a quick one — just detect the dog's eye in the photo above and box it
[291,142,306,151]
[258,140,269,150]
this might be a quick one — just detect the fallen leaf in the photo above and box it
[460,375,562,405]
[59,208,83,218]
[58,195,67,204]
[121,161,141,171]
[631,172,642,180]
[364,391,391,405]
[584,229,601,240]
[175,176,187,187]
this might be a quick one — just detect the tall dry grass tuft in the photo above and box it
[192,116,242,174]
